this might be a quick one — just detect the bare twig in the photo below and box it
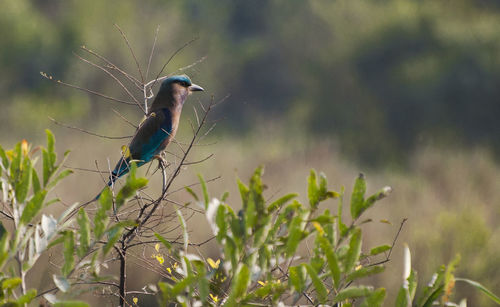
[80,45,142,91]
[114,24,144,84]
[40,72,136,105]
[146,25,160,81]
[73,52,145,113]
[151,37,199,90]
[368,218,408,266]
[49,117,132,139]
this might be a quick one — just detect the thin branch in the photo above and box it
[40,72,136,105]
[368,218,408,266]
[146,25,160,81]
[151,37,199,90]
[49,117,132,139]
[114,24,144,84]
[112,108,138,129]
[80,45,142,91]
[170,55,207,75]
[73,52,145,113]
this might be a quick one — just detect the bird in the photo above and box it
[106,75,204,187]
[65,75,203,220]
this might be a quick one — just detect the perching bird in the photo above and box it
[107,75,204,186]
[64,75,203,221]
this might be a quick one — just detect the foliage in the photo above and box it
[155,167,500,306]
[0,133,499,306]
[0,131,145,306]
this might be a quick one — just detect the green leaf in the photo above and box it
[285,209,306,257]
[46,169,73,190]
[316,228,341,287]
[370,244,391,255]
[42,149,52,186]
[116,163,148,208]
[236,178,249,207]
[215,204,227,242]
[20,189,47,225]
[54,301,90,307]
[344,227,362,273]
[185,186,198,201]
[15,157,32,203]
[267,193,298,213]
[32,168,41,193]
[345,265,385,283]
[194,262,209,304]
[198,173,209,209]
[455,278,500,304]
[289,265,306,293]
[46,129,56,159]
[16,289,37,304]
[248,166,265,213]
[62,231,75,276]
[308,169,319,208]
[408,269,417,301]
[334,286,373,302]
[244,189,257,231]
[360,288,386,307]
[305,263,328,303]
[225,264,251,307]
[94,187,112,240]
[76,209,90,258]
[337,186,348,237]
[0,145,9,170]
[2,277,22,290]
[102,226,124,256]
[362,186,392,214]
[418,265,445,306]
[350,173,366,219]
[253,215,271,247]
[154,233,172,250]
[421,285,444,307]
[10,142,22,182]
[221,191,229,202]
[0,222,9,269]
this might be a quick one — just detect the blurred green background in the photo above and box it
[1,0,499,305]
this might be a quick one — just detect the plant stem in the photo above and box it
[119,243,127,307]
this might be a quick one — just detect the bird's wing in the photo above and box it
[110,108,172,179]
[128,108,173,164]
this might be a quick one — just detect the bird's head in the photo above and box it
[159,75,204,100]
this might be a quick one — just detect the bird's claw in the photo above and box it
[153,155,168,168]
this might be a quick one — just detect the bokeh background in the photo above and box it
[1,0,499,305]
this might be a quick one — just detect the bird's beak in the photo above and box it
[188,83,204,92]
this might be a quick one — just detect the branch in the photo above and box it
[49,117,132,139]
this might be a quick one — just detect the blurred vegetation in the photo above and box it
[1,0,500,165]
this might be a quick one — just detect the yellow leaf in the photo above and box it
[132,297,138,305]
[155,243,160,252]
[121,145,131,159]
[166,267,172,274]
[209,293,218,302]
[379,219,392,225]
[355,264,363,271]
[155,254,164,265]
[258,280,267,286]
[207,258,220,269]
[312,222,324,236]
[21,139,29,156]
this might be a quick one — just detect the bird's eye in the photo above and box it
[180,81,189,87]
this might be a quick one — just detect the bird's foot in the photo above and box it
[153,155,169,169]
